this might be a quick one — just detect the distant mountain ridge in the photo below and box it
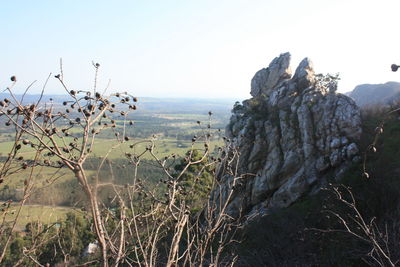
[348,81,400,107]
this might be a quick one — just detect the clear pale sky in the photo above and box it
[1,0,400,99]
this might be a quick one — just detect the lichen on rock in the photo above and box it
[213,52,362,219]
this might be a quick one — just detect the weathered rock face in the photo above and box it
[215,53,362,218]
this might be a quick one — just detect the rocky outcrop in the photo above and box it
[214,53,362,218]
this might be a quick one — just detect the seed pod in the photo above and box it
[362,172,369,179]
[70,90,76,96]
[22,139,30,145]
[375,127,383,134]
[10,76,16,82]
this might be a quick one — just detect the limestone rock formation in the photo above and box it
[214,53,362,218]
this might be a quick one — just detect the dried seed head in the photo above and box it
[375,127,383,134]
[10,76,16,82]
[22,139,30,145]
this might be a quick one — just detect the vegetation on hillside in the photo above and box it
[1,66,399,266]
[0,69,238,266]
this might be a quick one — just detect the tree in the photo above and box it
[174,149,214,211]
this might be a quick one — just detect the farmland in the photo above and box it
[0,95,233,218]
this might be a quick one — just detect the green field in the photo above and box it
[1,203,79,231]
[0,137,222,160]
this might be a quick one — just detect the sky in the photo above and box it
[1,0,400,100]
